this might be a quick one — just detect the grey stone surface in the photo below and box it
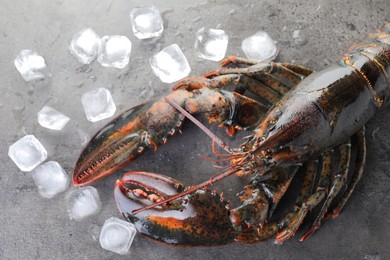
[0,0,389,259]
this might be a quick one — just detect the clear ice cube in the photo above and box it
[97,35,132,69]
[14,50,50,82]
[8,135,48,172]
[37,106,70,130]
[241,31,279,62]
[99,217,137,255]
[195,27,229,61]
[32,161,70,198]
[66,186,102,220]
[130,6,164,39]
[81,88,116,122]
[150,44,191,83]
[69,28,101,64]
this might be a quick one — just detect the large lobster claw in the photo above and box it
[114,171,236,246]
[73,96,186,186]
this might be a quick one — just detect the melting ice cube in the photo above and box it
[130,6,164,39]
[97,35,132,69]
[241,31,279,62]
[32,161,70,198]
[66,186,102,220]
[195,27,229,61]
[81,87,116,122]
[37,106,70,130]
[69,28,101,64]
[14,50,50,81]
[8,135,47,172]
[150,44,191,83]
[99,217,137,255]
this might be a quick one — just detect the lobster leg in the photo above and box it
[271,127,367,243]
[219,56,259,67]
[326,127,366,218]
[230,166,299,228]
[218,57,303,94]
[232,166,300,244]
[301,141,352,240]
[205,61,312,94]
[235,212,296,244]
[280,63,314,77]
[219,74,282,106]
[274,151,333,243]
[219,56,314,77]
[174,74,281,108]
[295,160,318,206]
[235,161,317,244]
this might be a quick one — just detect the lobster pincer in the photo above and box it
[114,171,236,246]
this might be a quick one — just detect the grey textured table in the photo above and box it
[1,1,389,259]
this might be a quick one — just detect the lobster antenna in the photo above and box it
[164,97,232,154]
[131,166,238,215]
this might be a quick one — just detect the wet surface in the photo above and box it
[0,0,389,259]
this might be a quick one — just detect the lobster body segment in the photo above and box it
[74,24,390,246]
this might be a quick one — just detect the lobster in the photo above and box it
[73,24,390,246]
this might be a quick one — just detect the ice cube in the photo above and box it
[130,6,164,39]
[150,44,191,83]
[66,186,102,220]
[14,50,50,81]
[195,27,229,61]
[69,28,101,64]
[241,31,279,62]
[32,161,70,198]
[99,217,136,255]
[81,88,116,122]
[37,106,70,130]
[8,135,47,172]
[97,35,132,69]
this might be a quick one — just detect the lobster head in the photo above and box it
[114,171,236,246]
[234,90,329,177]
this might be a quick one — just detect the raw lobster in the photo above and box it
[73,24,390,246]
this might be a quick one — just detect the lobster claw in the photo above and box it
[114,171,236,246]
[73,100,154,186]
[73,97,187,186]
